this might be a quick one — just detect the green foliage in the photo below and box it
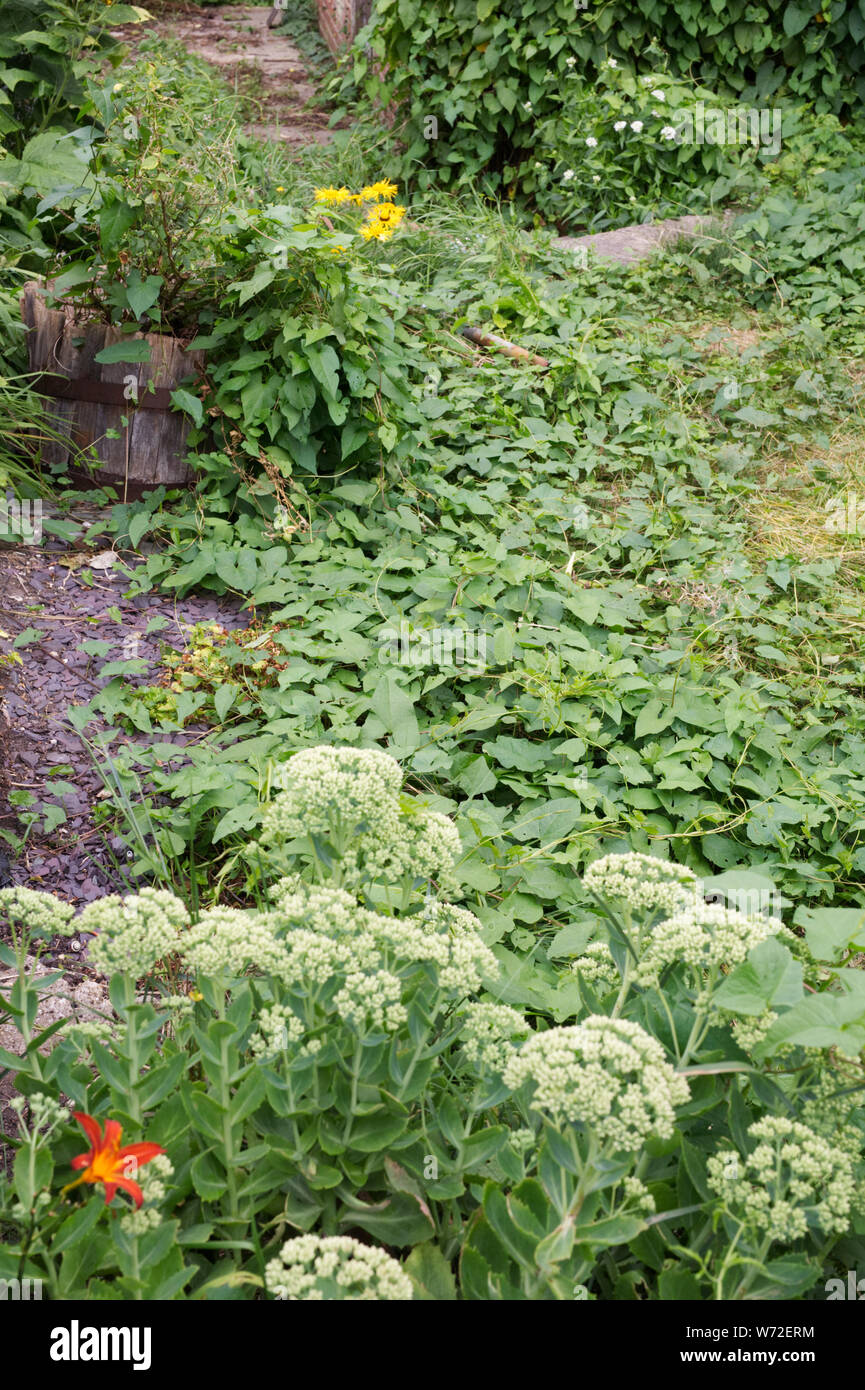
[183,198,417,477]
[721,164,865,325]
[337,0,865,207]
[73,206,865,922]
[2,817,864,1301]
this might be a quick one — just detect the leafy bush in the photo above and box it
[2,750,865,1299]
[182,184,418,478]
[338,0,865,207]
[41,56,240,334]
[525,64,763,232]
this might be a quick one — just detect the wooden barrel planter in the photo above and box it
[21,283,205,500]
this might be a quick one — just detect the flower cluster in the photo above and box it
[570,941,619,989]
[333,969,406,1032]
[260,746,461,894]
[180,906,280,979]
[583,852,698,916]
[634,903,784,987]
[311,182,406,242]
[179,880,497,1037]
[249,1005,305,1059]
[726,1009,779,1055]
[264,1235,412,1301]
[313,180,399,205]
[460,1002,529,1074]
[504,1016,689,1150]
[708,1117,856,1240]
[0,887,75,940]
[119,1154,175,1236]
[9,1091,68,1139]
[80,889,190,978]
[621,1175,656,1218]
[360,202,406,241]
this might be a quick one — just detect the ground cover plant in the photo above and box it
[3,1,865,1304]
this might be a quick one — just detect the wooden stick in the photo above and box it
[459,324,549,368]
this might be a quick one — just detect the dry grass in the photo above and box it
[692,321,763,355]
[745,427,865,583]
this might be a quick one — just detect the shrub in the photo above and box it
[337,0,865,208]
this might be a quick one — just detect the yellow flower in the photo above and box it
[359,179,399,202]
[360,202,407,241]
[276,186,285,193]
[313,186,354,205]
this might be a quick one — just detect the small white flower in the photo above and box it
[562,169,575,181]
[566,56,576,68]
[592,174,600,183]
[607,58,618,68]
[660,125,676,140]
[585,136,597,147]
[652,89,665,100]
[630,121,643,132]
[523,101,533,112]
[614,120,627,131]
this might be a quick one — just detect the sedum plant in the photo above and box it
[1,750,864,1300]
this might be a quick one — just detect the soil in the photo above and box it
[0,504,246,915]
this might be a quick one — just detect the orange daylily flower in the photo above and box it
[62,1112,165,1209]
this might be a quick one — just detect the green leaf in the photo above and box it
[213,684,237,723]
[369,671,419,753]
[50,1195,104,1254]
[795,906,865,962]
[339,1192,434,1246]
[404,1242,456,1300]
[125,272,163,321]
[782,3,814,38]
[190,1149,228,1202]
[13,628,45,647]
[94,340,152,365]
[713,938,803,1016]
[170,388,204,428]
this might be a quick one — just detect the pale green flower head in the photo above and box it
[460,1001,529,1074]
[504,1016,689,1150]
[180,905,282,978]
[708,1116,856,1240]
[570,941,619,988]
[635,902,784,987]
[119,1154,174,1237]
[265,1235,413,1301]
[0,886,75,939]
[268,880,498,1002]
[80,888,190,978]
[583,852,699,916]
[259,745,461,893]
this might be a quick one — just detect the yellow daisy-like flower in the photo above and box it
[313,186,354,205]
[276,186,285,193]
[359,179,399,202]
[360,202,407,241]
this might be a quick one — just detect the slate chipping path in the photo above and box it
[0,517,246,911]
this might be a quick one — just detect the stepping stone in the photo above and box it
[555,212,732,266]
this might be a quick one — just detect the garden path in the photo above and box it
[119,1,335,146]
